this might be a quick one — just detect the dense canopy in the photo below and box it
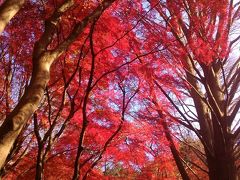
[0,0,239,179]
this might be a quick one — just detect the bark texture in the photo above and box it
[0,0,116,172]
[0,0,25,34]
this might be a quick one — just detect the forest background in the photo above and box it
[0,0,239,179]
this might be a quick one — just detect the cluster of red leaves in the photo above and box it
[1,0,235,179]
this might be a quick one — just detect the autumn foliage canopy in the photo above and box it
[0,0,239,179]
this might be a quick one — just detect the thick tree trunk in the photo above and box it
[205,116,238,180]
[0,0,25,34]
[201,64,238,180]
[0,0,115,172]
[0,53,52,171]
[206,142,237,180]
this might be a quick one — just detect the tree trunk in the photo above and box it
[0,53,52,171]
[36,144,44,180]
[206,143,237,180]
[0,0,116,171]
[162,118,190,180]
[155,109,190,180]
[206,116,238,180]
[0,0,25,34]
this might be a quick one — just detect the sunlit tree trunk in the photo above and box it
[0,0,25,34]
[151,0,240,177]
[0,0,116,172]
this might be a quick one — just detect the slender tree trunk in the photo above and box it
[36,144,44,180]
[161,118,190,180]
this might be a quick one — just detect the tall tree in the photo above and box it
[0,0,116,171]
[137,0,240,179]
[0,0,239,179]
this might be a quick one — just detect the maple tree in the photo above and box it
[0,0,239,180]
[133,0,240,179]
